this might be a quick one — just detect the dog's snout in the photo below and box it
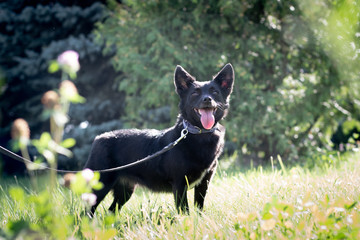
[203,96,212,103]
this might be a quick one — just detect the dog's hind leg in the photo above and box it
[109,182,135,212]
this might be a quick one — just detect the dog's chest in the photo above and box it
[187,169,208,189]
[184,153,218,189]
[180,134,222,187]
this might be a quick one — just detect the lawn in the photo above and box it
[1,152,360,239]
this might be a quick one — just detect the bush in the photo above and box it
[96,0,360,164]
[0,1,124,170]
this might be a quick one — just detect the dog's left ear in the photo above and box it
[213,63,234,98]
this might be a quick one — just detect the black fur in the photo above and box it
[84,63,234,214]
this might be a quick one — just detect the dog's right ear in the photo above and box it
[174,65,195,96]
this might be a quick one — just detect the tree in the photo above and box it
[0,0,124,173]
[96,0,360,164]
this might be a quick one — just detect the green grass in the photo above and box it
[1,153,360,239]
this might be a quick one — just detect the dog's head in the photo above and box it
[174,64,234,130]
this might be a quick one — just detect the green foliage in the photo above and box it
[343,120,360,136]
[32,132,75,164]
[0,170,109,239]
[96,0,360,163]
[48,60,60,74]
[234,195,359,239]
[1,152,360,239]
[0,1,124,170]
[69,170,103,195]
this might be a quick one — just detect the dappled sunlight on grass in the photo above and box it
[74,153,360,239]
[1,153,360,238]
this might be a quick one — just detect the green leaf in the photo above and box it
[48,60,60,73]
[93,171,101,181]
[68,94,86,104]
[39,132,52,147]
[234,222,241,231]
[345,201,357,210]
[61,138,76,148]
[5,220,29,235]
[262,212,273,220]
[92,182,104,191]
[343,120,360,135]
[104,215,116,227]
[334,232,347,239]
[70,176,88,195]
[98,229,117,240]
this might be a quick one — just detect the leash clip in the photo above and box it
[174,128,188,146]
[181,128,188,139]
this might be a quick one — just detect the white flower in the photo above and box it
[82,168,94,182]
[81,193,97,206]
[57,50,80,73]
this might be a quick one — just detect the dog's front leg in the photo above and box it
[194,168,216,210]
[173,182,189,214]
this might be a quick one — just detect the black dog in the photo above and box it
[84,63,234,214]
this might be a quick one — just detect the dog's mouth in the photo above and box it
[194,107,217,130]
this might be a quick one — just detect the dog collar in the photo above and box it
[182,119,218,134]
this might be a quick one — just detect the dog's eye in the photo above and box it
[212,89,219,95]
[192,89,200,96]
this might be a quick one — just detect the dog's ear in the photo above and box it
[174,65,195,96]
[213,63,234,98]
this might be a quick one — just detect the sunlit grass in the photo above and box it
[1,152,360,239]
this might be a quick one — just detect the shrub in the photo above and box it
[96,0,360,164]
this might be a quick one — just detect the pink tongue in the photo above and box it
[199,109,215,130]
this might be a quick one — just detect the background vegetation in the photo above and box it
[96,0,360,165]
[0,1,360,239]
[0,1,359,169]
[0,0,124,173]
